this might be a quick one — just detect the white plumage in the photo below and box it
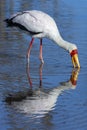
[5,10,80,68]
[11,11,58,38]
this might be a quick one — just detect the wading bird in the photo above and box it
[5,10,80,68]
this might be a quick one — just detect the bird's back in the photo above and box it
[5,10,59,39]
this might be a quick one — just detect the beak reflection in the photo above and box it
[70,68,80,86]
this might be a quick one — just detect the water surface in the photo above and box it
[0,0,87,130]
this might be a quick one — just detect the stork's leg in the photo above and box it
[39,39,44,64]
[27,38,34,62]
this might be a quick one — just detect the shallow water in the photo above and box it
[0,0,87,130]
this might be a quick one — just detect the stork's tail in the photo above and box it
[4,18,13,27]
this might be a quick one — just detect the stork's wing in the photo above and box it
[11,11,44,34]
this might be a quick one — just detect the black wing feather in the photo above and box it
[4,18,42,35]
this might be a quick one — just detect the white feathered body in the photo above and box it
[9,10,61,40]
[5,10,78,53]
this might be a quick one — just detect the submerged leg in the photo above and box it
[39,39,44,64]
[27,38,34,62]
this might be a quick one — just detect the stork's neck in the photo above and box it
[52,36,77,53]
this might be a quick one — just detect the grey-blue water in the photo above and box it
[0,0,87,130]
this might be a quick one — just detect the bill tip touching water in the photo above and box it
[4,10,80,68]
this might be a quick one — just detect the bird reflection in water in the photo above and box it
[5,64,80,118]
